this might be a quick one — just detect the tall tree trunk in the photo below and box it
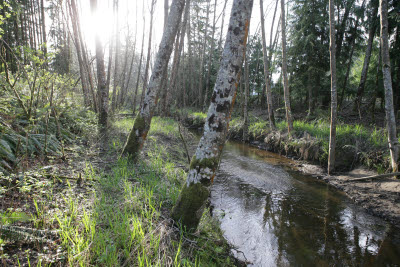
[165,0,190,113]
[280,0,293,134]
[133,8,146,114]
[171,0,254,231]
[380,0,399,172]
[123,3,138,108]
[91,0,109,135]
[139,0,156,110]
[243,46,250,141]
[68,0,90,107]
[328,0,338,174]
[339,0,366,107]
[336,0,355,60]
[187,19,195,107]
[260,0,276,129]
[40,0,47,59]
[122,0,186,157]
[354,3,378,111]
[197,0,210,108]
[111,0,120,112]
[203,0,218,110]
[217,0,229,56]
[118,29,131,107]
[159,0,170,113]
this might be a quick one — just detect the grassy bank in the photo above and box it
[179,109,392,172]
[0,117,236,266]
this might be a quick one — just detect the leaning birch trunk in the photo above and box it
[327,0,337,174]
[260,0,276,129]
[171,0,253,231]
[121,0,185,157]
[380,0,399,172]
[280,0,293,135]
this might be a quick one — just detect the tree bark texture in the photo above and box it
[122,0,186,157]
[328,0,337,174]
[171,0,254,231]
[380,0,399,172]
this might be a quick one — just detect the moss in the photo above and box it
[133,115,146,131]
[171,182,209,231]
[189,155,219,171]
[121,115,146,157]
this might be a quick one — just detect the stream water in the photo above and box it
[210,141,400,266]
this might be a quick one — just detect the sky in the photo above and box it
[78,0,282,58]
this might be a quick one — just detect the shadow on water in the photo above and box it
[211,141,400,266]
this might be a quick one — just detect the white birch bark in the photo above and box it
[172,0,254,231]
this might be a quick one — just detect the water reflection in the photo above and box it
[211,142,400,266]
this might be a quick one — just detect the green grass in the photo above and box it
[53,117,235,266]
[180,108,392,170]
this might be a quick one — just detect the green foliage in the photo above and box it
[54,117,235,266]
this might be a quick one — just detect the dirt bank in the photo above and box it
[180,114,400,227]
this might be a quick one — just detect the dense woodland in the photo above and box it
[0,0,399,265]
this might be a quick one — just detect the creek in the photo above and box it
[210,140,400,266]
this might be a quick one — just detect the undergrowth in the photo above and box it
[0,116,236,266]
[180,108,392,171]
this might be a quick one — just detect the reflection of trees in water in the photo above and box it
[214,153,399,266]
[260,179,394,266]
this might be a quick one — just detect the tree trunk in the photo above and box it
[339,0,366,107]
[197,0,211,108]
[139,0,156,110]
[91,0,109,135]
[122,0,186,157]
[40,0,47,58]
[336,0,355,60]
[203,0,218,111]
[354,3,378,111]
[217,0,229,56]
[280,0,293,134]
[111,0,120,112]
[243,46,250,141]
[68,0,90,107]
[123,4,138,108]
[380,0,399,172]
[171,0,254,231]
[133,6,146,114]
[328,0,338,174]
[260,0,276,129]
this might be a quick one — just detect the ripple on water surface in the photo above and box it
[211,141,400,266]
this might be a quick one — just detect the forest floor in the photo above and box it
[0,117,239,266]
[178,107,400,227]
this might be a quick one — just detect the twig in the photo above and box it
[178,123,191,165]
[346,172,400,182]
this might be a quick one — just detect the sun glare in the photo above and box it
[80,1,114,49]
